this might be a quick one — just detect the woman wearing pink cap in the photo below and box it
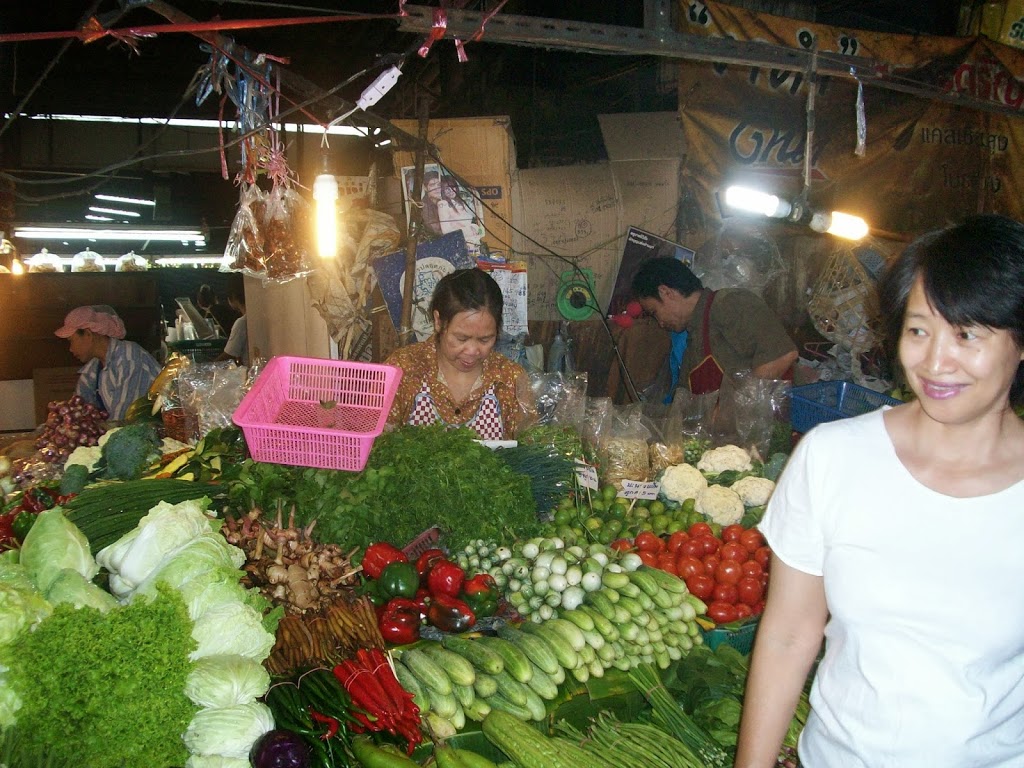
[54,305,162,422]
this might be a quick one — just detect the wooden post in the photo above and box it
[398,100,431,346]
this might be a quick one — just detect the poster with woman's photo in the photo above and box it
[402,164,486,257]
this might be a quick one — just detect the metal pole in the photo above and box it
[399,100,430,346]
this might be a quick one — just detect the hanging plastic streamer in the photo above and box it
[854,73,867,157]
[418,8,448,58]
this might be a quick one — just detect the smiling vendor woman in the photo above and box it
[54,305,162,422]
[385,268,531,440]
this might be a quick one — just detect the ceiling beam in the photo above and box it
[397,4,1024,118]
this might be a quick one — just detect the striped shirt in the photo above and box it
[75,337,162,421]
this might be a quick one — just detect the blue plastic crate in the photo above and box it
[702,617,759,654]
[791,380,900,433]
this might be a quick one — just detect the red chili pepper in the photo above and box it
[415,548,446,577]
[308,708,340,740]
[334,659,390,729]
[378,598,421,646]
[361,542,408,580]
[426,559,465,598]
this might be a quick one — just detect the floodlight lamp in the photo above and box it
[313,167,339,260]
[723,185,793,219]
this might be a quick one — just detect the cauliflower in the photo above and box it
[64,445,103,473]
[696,444,753,475]
[659,463,708,504]
[695,484,744,526]
[731,475,776,507]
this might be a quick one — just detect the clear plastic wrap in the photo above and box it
[70,249,105,273]
[727,372,792,461]
[115,251,149,271]
[177,362,249,440]
[261,183,314,283]
[597,403,653,488]
[225,183,268,275]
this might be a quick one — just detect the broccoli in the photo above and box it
[59,463,91,496]
[97,424,163,481]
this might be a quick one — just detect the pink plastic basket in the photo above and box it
[232,355,402,471]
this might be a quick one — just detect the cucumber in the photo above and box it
[352,736,421,767]
[484,693,535,722]
[442,635,505,676]
[452,749,501,768]
[582,629,605,651]
[578,605,618,641]
[428,688,459,719]
[558,608,595,633]
[496,625,560,676]
[601,571,631,590]
[478,636,533,683]
[525,662,560,700]
[463,696,492,722]
[473,673,499,699]
[616,595,645,618]
[585,591,615,620]
[420,642,477,688]
[627,568,660,597]
[520,622,580,670]
[544,618,586,652]
[393,658,430,712]
[399,648,452,696]
[490,668,530,707]
[642,565,690,593]
[452,683,476,709]
[522,686,548,722]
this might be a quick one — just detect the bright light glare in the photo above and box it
[723,185,792,218]
[89,206,140,218]
[14,113,368,137]
[11,258,24,275]
[14,226,205,243]
[810,211,869,240]
[313,173,339,259]
[85,215,114,222]
[95,194,156,206]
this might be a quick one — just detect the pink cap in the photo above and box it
[54,305,126,339]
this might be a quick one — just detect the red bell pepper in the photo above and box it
[463,572,497,596]
[361,542,407,580]
[426,559,465,598]
[378,597,421,645]
[427,593,476,633]
[415,548,446,578]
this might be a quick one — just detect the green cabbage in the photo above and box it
[190,601,276,662]
[43,568,117,613]
[184,655,270,708]
[182,702,275,759]
[96,498,217,593]
[0,573,52,646]
[129,534,246,604]
[19,508,98,592]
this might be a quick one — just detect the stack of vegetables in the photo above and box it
[0,496,279,768]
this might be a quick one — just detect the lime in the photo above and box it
[553,507,574,526]
[558,496,576,510]
[667,520,685,534]
[597,529,614,545]
[590,498,607,513]
[649,499,667,516]
[632,507,650,521]
[637,521,654,533]
[601,484,619,502]
[652,514,671,534]
[605,519,624,537]
[681,498,697,514]
[583,516,604,533]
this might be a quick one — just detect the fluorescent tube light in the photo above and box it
[809,211,869,240]
[154,256,229,267]
[13,226,206,243]
[89,206,141,218]
[724,185,792,218]
[11,113,368,137]
[85,215,114,222]
[95,194,156,207]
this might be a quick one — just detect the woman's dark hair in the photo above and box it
[197,284,215,310]
[878,213,1024,405]
[430,268,503,332]
[631,256,703,299]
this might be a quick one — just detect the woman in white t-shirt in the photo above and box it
[736,214,1024,768]
[217,274,248,367]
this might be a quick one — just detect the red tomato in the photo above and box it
[751,601,765,615]
[666,530,690,554]
[722,524,745,543]
[702,554,721,577]
[719,541,749,564]
[610,538,634,552]
[713,582,739,604]
[706,601,739,624]
[680,539,705,559]
[741,560,764,579]
[676,555,704,580]
[656,552,677,574]
[715,559,743,586]
[688,522,714,538]
[638,550,659,567]
[739,528,766,553]
[634,531,664,553]
[697,535,721,555]
[754,545,772,568]
[734,603,754,620]
[686,574,715,601]
[736,576,764,605]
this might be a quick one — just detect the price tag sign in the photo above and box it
[574,461,599,490]
[617,480,661,500]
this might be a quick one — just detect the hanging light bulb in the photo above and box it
[10,258,25,275]
[313,154,339,260]
[809,211,869,240]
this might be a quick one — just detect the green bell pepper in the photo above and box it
[378,560,420,600]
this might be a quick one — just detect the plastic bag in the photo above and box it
[597,403,652,488]
[177,362,249,439]
[224,183,268,275]
[728,372,791,461]
[261,184,314,283]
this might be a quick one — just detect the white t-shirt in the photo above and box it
[760,409,1024,768]
[224,315,248,366]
